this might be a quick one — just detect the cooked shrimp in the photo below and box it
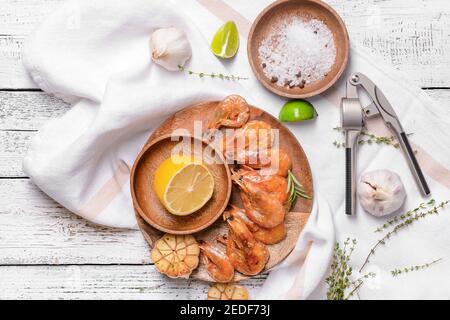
[198,240,235,283]
[240,189,286,228]
[225,205,286,245]
[233,148,291,177]
[224,205,258,232]
[225,215,269,275]
[233,120,273,149]
[231,169,287,228]
[247,149,292,177]
[253,223,286,245]
[209,95,250,129]
[222,120,274,162]
[232,166,288,203]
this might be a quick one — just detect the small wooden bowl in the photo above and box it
[130,134,231,235]
[248,0,349,99]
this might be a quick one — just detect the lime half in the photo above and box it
[211,21,239,59]
[279,100,317,122]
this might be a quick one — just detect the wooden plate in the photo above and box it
[133,100,314,282]
[131,134,231,234]
[247,0,349,98]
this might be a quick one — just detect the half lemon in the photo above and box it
[153,155,214,216]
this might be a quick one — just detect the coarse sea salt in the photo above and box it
[258,17,336,88]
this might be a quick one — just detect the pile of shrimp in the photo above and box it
[199,95,295,283]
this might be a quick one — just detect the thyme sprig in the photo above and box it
[287,170,311,207]
[333,127,414,150]
[346,272,376,300]
[359,200,449,272]
[390,258,442,277]
[178,65,248,81]
[326,238,376,300]
[374,199,436,233]
[326,238,356,300]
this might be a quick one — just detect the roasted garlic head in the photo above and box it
[207,283,249,300]
[151,234,200,278]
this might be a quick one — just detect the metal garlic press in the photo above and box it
[341,72,431,215]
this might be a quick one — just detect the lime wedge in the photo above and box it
[211,21,239,59]
[279,100,317,122]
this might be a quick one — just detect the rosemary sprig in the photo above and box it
[178,65,248,81]
[374,199,436,233]
[390,258,442,277]
[326,238,376,300]
[287,170,311,207]
[359,200,449,272]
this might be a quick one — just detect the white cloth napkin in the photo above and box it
[255,192,335,299]
[23,0,246,228]
[23,0,450,299]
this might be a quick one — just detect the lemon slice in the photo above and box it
[163,163,214,216]
[211,21,239,59]
[153,155,196,201]
[154,155,214,215]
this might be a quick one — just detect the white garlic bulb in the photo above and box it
[357,170,406,217]
[149,27,192,71]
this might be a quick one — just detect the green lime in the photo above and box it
[279,100,317,122]
[211,21,239,59]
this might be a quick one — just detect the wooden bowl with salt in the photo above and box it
[248,0,349,98]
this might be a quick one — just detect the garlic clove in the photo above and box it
[149,27,192,71]
[357,170,406,217]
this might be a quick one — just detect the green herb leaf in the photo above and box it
[360,200,449,272]
[286,170,311,207]
[178,66,248,81]
[390,258,442,277]
[333,127,415,151]
[325,238,375,300]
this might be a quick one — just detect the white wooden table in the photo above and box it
[1,0,449,299]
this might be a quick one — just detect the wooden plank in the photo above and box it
[0,0,64,35]
[0,264,266,299]
[0,0,450,88]
[0,0,62,87]
[426,89,450,103]
[0,91,69,130]
[0,178,152,264]
[0,91,69,177]
[0,35,35,88]
[0,129,32,177]
[327,0,450,88]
